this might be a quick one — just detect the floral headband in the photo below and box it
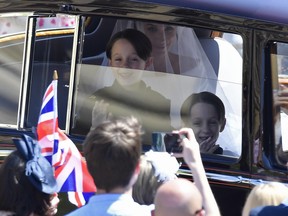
[144,150,181,182]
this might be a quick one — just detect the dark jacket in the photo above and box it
[249,199,288,216]
[74,80,172,145]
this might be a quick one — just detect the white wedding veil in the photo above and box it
[109,20,217,79]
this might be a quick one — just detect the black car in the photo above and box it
[1,0,288,215]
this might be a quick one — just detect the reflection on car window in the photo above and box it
[0,14,76,128]
[25,16,75,129]
[0,15,26,126]
[270,42,288,166]
[72,17,243,158]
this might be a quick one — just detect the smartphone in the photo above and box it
[151,132,184,153]
[163,133,183,153]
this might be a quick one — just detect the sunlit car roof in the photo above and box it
[1,0,288,25]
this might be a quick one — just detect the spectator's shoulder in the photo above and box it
[249,203,288,216]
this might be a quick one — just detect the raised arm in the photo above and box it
[178,127,221,216]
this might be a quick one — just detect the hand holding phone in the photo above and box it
[163,133,183,153]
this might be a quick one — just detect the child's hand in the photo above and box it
[199,136,219,154]
[274,85,288,115]
[91,100,111,130]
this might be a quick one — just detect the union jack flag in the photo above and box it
[37,72,96,207]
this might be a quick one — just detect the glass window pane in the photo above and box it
[0,14,27,126]
[71,17,243,159]
[271,42,288,166]
[25,15,76,129]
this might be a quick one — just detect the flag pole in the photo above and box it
[53,70,58,80]
[52,70,59,166]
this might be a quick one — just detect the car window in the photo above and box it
[0,14,28,127]
[0,14,76,129]
[270,41,288,166]
[71,17,243,159]
[24,15,76,129]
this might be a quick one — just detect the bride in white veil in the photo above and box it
[110,20,217,80]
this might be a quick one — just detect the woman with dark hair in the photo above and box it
[0,135,59,216]
[181,91,226,154]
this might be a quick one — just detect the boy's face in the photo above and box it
[189,102,224,144]
[109,38,145,86]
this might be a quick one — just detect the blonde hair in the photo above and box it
[132,151,179,205]
[132,155,162,205]
[242,182,288,216]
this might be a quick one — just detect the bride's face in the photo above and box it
[141,23,177,52]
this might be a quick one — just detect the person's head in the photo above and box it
[106,28,152,86]
[83,116,143,192]
[136,22,177,53]
[181,91,226,144]
[132,151,179,205]
[242,182,288,216]
[154,178,204,216]
[0,135,58,216]
[132,155,162,205]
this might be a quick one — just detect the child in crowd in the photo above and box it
[67,116,154,216]
[132,151,180,205]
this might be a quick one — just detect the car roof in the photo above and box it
[145,0,288,25]
[1,0,288,26]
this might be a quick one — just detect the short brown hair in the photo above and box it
[106,28,152,61]
[83,116,143,192]
[181,91,226,126]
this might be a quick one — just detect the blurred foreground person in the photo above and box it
[242,182,288,216]
[132,151,180,205]
[0,135,59,216]
[154,178,204,216]
[67,116,154,216]
[249,200,288,216]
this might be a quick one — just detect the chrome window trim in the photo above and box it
[19,15,37,129]
[178,168,278,187]
[65,15,83,134]
[15,13,77,130]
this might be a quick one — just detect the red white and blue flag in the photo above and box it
[37,72,96,207]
